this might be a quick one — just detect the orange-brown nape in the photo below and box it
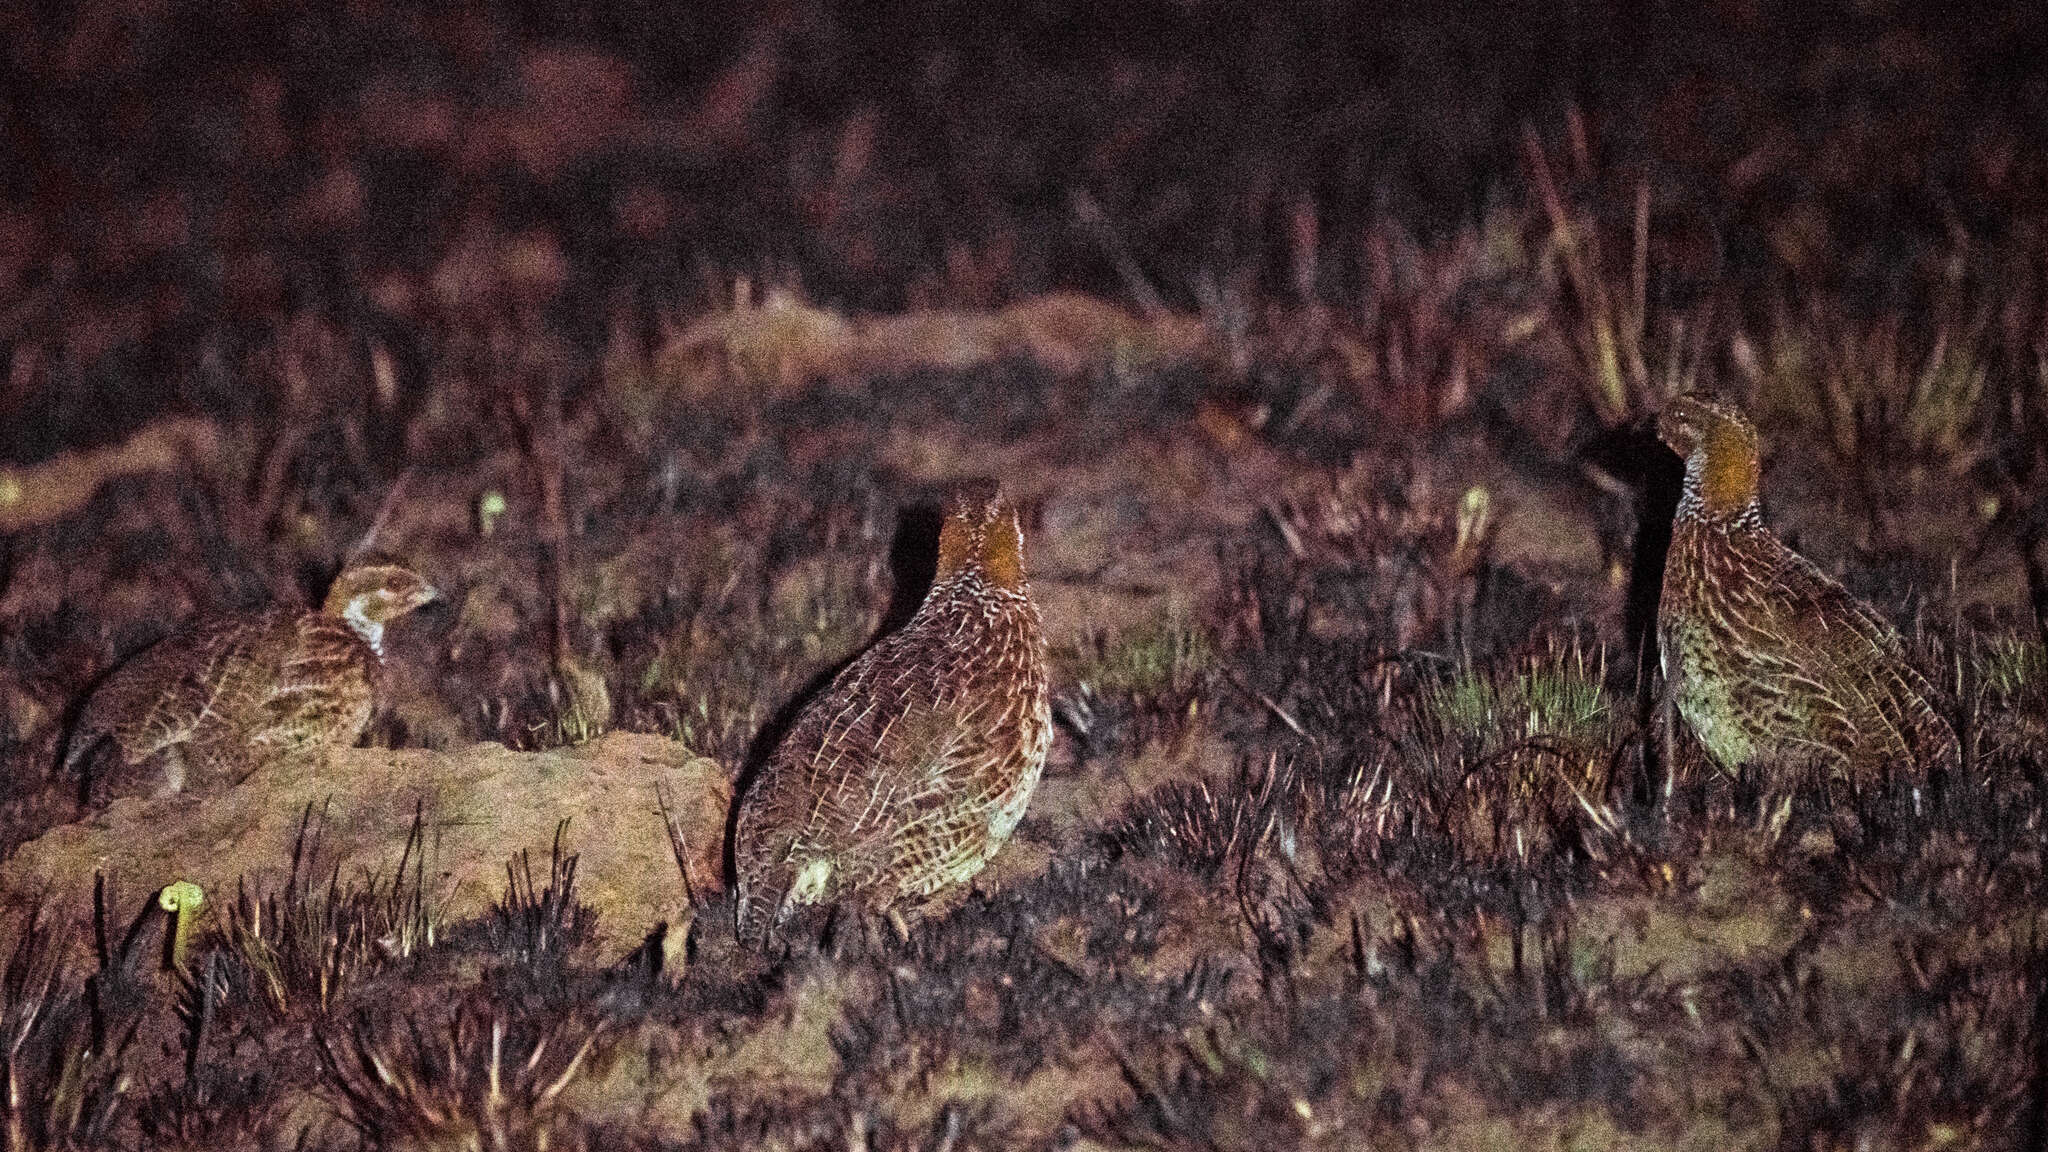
[934,479,1028,591]
[730,475,1051,948]
[1657,392,1762,524]
[1654,391,1960,781]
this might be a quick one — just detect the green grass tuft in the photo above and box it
[1063,607,1216,699]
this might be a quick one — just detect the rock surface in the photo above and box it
[0,732,731,956]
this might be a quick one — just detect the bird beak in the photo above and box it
[1654,411,1693,457]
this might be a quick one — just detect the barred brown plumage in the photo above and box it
[61,564,438,801]
[732,481,1052,949]
[1656,393,1960,780]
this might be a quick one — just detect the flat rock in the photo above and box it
[0,732,731,957]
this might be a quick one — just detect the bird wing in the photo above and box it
[858,692,991,893]
[733,624,999,938]
[732,640,914,940]
[246,616,374,755]
[783,651,975,880]
[67,612,274,771]
[1752,541,1956,772]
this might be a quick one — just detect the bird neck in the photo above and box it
[935,519,1027,594]
[929,566,1033,612]
[1679,428,1762,528]
[341,599,386,657]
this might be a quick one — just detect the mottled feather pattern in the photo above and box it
[1657,394,1959,780]
[62,565,434,800]
[733,487,1051,947]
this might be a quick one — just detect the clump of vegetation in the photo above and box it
[1066,608,1217,701]
[1058,606,1221,752]
[1105,767,1276,880]
[1379,638,1627,868]
[481,821,597,967]
[1523,133,1718,435]
[1972,633,2048,756]
[1105,750,1365,974]
[1745,305,1997,549]
[1976,633,2045,703]
[211,805,442,1021]
[318,1004,605,1150]
[1419,640,1612,755]
[1261,462,1495,652]
[0,905,134,1149]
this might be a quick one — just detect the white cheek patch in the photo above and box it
[343,599,385,656]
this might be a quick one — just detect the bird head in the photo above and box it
[322,564,440,652]
[1658,392,1761,522]
[934,479,1028,592]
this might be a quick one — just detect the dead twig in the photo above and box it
[505,367,573,679]
[654,780,699,907]
[349,469,415,562]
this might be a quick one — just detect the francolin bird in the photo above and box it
[732,481,1051,948]
[1656,393,1959,780]
[62,564,438,801]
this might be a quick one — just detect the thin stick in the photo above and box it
[655,781,699,907]
[1068,186,1167,318]
[349,469,414,561]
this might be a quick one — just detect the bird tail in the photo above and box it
[1885,660,1963,775]
[56,706,111,792]
[733,850,843,951]
[733,884,776,950]
[733,862,794,951]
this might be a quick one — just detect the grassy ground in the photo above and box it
[0,1,2045,1148]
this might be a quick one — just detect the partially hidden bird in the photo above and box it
[62,563,438,801]
[733,481,1052,948]
[1656,392,1959,780]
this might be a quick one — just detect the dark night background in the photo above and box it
[0,2,2044,1148]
